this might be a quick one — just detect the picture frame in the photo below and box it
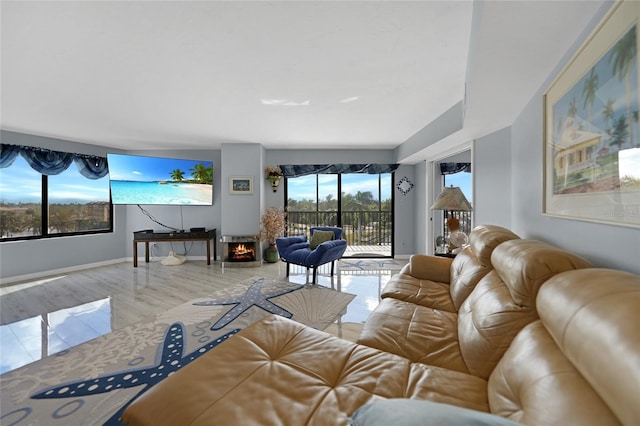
[229,176,253,195]
[543,1,640,228]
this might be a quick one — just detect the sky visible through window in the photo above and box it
[288,173,392,201]
[444,171,472,203]
[0,156,109,204]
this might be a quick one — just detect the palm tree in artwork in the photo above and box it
[582,68,599,131]
[610,115,629,151]
[609,25,637,148]
[602,98,616,137]
[170,169,185,182]
[190,163,213,184]
[567,98,578,139]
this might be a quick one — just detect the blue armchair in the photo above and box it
[276,227,347,284]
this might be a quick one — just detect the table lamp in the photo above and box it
[430,185,473,253]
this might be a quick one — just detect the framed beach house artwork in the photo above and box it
[543,0,640,228]
[229,176,253,195]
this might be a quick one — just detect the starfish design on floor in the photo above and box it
[31,323,239,425]
[193,278,300,330]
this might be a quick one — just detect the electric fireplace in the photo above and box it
[220,235,261,267]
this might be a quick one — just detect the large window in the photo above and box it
[286,172,393,257]
[0,147,112,241]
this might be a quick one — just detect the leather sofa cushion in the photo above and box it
[381,225,520,312]
[457,239,591,379]
[122,315,490,426]
[356,298,469,374]
[488,321,619,425]
[457,270,540,379]
[468,225,520,267]
[379,272,455,312]
[490,239,591,308]
[536,268,640,425]
[488,268,640,425]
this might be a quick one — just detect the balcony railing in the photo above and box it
[286,210,392,252]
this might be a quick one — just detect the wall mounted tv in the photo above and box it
[107,153,213,205]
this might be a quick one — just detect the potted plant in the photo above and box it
[265,166,283,192]
[260,206,286,262]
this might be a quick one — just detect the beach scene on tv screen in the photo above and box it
[108,154,213,205]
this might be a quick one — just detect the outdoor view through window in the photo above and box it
[0,155,111,240]
[286,173,392,256]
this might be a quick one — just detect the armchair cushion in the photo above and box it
[309,230,334,249]
[275,236,308,257]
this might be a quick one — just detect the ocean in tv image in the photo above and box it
[107,153,213,205]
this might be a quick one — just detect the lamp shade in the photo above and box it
[430,185,473,211]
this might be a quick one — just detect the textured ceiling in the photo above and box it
[1,1,605,160]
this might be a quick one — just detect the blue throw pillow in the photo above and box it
[349,399,520,426]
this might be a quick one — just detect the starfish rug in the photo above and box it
[0,277,355,426]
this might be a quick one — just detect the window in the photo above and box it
[0,147,112,241]
[286,172,393,257]
[439,161,472,238]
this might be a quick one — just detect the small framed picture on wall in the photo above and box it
[229,176,253,195]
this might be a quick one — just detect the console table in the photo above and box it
[133,229,217,267]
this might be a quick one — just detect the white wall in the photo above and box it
[0,131,127,280]
[510,93,639,274]
[220,143,262,237]
[412,161,427,255]
[503,3,639,274]
[473,127,511,228]
[393,164,416,257]
[123,148,221,259]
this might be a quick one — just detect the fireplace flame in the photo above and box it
[233,244,253,256]
[230,243,256,261]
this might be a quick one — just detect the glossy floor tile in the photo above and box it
[0,258,405,375]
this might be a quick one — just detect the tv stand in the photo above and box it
[133,229,216,267]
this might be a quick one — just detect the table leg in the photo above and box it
[213,237,217,261]
[133,241,138,267]
[145,242,150,263]
[207,239,211,265]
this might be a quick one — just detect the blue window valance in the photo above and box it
[0,144,108,179]
[279,163,399,178]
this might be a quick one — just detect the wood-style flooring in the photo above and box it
[0,258,404,374]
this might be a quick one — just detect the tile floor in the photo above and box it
[0,258,405,375]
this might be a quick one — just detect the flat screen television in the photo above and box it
[107,153,213,205]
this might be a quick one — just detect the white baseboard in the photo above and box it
[0,258,128,286]
[0,255,222,287]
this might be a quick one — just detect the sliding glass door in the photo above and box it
[285,173,393,257]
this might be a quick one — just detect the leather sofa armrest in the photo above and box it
[405,254,453,283]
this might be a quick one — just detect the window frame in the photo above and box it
[0,156,113,242]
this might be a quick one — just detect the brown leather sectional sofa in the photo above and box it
[122,225,640,425]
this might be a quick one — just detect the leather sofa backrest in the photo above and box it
[457,239,591,379]
[449,225,520,310]
[488,268,640,425]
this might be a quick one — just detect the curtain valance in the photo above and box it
[279,163,399,178]
[0,144,109,179]
[439,162,471,175]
